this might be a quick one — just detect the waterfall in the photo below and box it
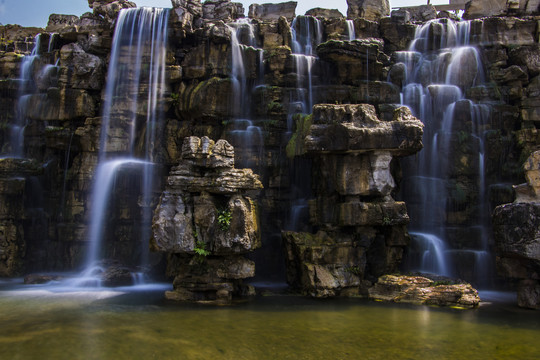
[84,8,169,277]
[3,35,41,158]
[346,20,355,41]
[226,19,265,169]
[398,19,493,284]
[288,16,323,130]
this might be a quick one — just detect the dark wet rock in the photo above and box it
[24,274,63,284]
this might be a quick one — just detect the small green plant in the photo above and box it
[457,130,469,144]
[217,209,232,231]
[194,240,210,264]
[345,266,362,276]
[170,92,180,106]
[382,216,391,226]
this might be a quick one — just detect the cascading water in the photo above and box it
[2,35,41,158]
[288,15,323,131]
[283,16,324,232]
[398,19,493,284]
[81,7,169,285]
[346,20,356,41]
[226,19,265,168]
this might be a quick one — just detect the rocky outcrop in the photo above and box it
[492,151,540,309]
[464,0,540,19]
[249,2,297,21]
[317,38,390,83]
[202,0,244,21]
[283,104,423,297]
[90,0,136,22]
[152,137,262,304]
[0,159,42,276]
[368,275,481,308]
[347,0,390,21]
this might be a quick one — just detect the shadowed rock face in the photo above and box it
[492,151,540,309]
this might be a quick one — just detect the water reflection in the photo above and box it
[0,284,538,359]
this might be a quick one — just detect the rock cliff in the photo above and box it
[0,0,538,307]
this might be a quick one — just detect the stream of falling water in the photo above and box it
[227,18,264,169]
[81,7,169,285]
[398,19,493,285]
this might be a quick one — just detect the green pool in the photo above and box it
[0,281,538,359]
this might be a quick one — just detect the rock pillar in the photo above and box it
[151,136,263,304]
[283,104,424,297]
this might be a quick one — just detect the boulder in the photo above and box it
[305,8,344,19]
[202,0,244,21]
[406,5,437,22]
[463,0,507,19]
[346,0,390,21]
[24,274,63,284]
[46,14,80,33]
[368,275,480,308]
[305,104,424,156]
[91,1,136,22]
[58,43,104,90]
[282,231,369,297]
[248,2,297,21]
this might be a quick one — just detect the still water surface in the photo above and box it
[0,281,538,359]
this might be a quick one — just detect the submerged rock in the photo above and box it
[368,275,480,308]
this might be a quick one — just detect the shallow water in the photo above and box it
[0,281,538,360]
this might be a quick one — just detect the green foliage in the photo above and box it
[457,130,469,144]
[286,114,312,158]
[345,266,362,276]
[217,209,232,231]
[382,216,391,226]
[170,92,180,106]
[267,101,283,114]
[194,240,210,264]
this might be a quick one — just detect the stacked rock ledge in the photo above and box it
[151,136,262,304]
[283,104,424,298]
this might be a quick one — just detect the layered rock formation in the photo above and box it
[368,275,480,308]
[493,151,540,309]
[0,0,538,309]
[152,136,262,303]
[283,104,423,297]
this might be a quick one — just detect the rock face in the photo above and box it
[0,0,538,308]
[368,275,481,308]
[492,151,540,309]
[283,104,423,297]
[347,0,390,21]
[248,2,297,21]
[152,137,262,304]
